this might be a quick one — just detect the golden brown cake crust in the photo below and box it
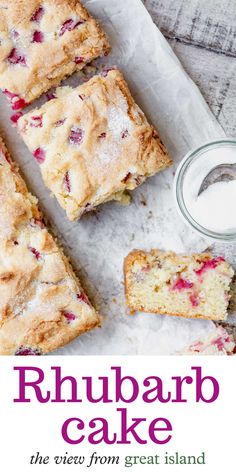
[0,137,100,355]
[0,0,110,106]
[18,69,172,221]
[124,249,234,321]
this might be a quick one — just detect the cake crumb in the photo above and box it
[140,194,147,206]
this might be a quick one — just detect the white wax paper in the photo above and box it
[0,0,229,355]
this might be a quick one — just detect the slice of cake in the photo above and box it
[0,0,110,108]
[124,249,234,321]
[0,137,100,355]
[180,326,236,355]
[18,69,172,221]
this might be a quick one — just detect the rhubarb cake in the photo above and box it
[18,69,172,221]
[180,326,236,355]
[0,137,100,355]
[124,249,234,321]
[0,0,110,109]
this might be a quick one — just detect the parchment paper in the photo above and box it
[0,0,229,355]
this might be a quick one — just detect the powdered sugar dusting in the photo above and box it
[99,140,120,163]
[107,106,132,139]
[107,92,133,139]
[97,93,133,163]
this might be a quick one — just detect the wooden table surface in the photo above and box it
[144,0,236,137]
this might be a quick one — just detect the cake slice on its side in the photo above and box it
[179,326,236,355]
[124,249,234,321]
[18,69,172,221]
[0,137,100,355]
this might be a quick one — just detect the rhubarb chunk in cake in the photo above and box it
[0,137,100,355]
[18,69,172,221]
[0,0,110,108]
[180,326,236,355]
[124,249,234,321]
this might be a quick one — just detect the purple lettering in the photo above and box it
[112,367,139,403]
[82,376,112,403]
[61,418,85,444]
[117,408,147,444]
[193,367,220,403]
[14,367,50,403]
[88,418,117,444]
[51,367,81,403]
[149,418,172,444]
[171,375,193,402]
[143,376,171,403]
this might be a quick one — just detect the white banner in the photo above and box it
[0,356,234,470]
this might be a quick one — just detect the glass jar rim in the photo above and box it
[174,138,236,242]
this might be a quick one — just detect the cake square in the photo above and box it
[0,137,100,355]
[18,69,172,220]
[124,249,234,321]
[0,0,110,108]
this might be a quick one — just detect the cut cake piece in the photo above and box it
[18,69,172,220]
[180,326,236,355]
[124,249,234,321]
[0,137,100,355]
[0,0,110,108]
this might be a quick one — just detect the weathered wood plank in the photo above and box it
[169,39,236,136]
[144,0,236,56]
[143,0,236,136]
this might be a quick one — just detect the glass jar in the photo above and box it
[174,139,236,242]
